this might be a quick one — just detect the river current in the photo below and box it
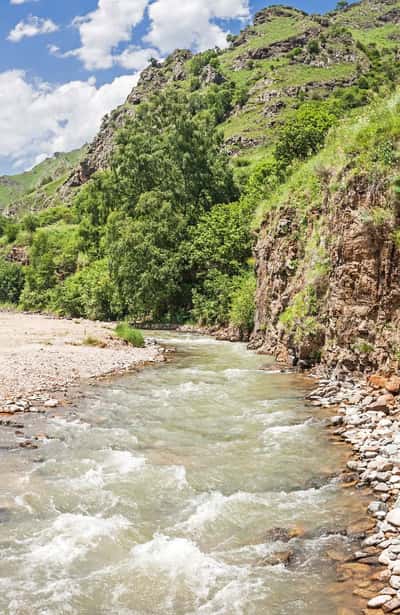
[0,333,367,614]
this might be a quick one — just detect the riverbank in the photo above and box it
[0,311,165,448]
[309,374,400,613]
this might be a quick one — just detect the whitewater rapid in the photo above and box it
[0,333,367,614]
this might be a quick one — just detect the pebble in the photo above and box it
[367,594,392,607]
[308,373,400,612]
[44,399,58,408]
[387,509,400,528]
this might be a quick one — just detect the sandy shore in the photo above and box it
[0,311,164,404]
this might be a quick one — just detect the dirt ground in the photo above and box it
[0,311,163,400]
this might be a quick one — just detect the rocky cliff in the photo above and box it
[251,94,400,374]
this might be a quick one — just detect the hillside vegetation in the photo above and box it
[0,148,85,216]
[1,0,400,369]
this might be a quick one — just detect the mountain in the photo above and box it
[67,0,400,185]
[1,0,400,375]
[0,148,85,216]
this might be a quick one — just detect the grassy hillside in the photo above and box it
[62,0,400,190]
[0,148,85,215]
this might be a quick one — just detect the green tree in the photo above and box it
[275,103,337,166]
[0,259,25,304]
[107,191,188,320]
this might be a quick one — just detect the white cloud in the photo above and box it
[8,15,58,43]
[117,46,159,70]
[145,0,249,53]
[67,0,249,69]
[10,0,37,4]
[0,70,139,171]
[71,0,149,70]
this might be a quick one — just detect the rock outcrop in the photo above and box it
[252,164,400,374]
[67,50,193,188]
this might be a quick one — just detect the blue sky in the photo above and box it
[0,0,353,175]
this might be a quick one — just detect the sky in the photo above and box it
[0,0,353,175]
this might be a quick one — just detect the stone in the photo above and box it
[382,597,400,612]
[261,549,293,566]
[369,375,388,389]
[347,519,376,535]
[44,399,58,408]
[368,595,392,608]
[385,378,400,395]
[386,509,400,527]
[389,575,400,589]
[375,483,390,493]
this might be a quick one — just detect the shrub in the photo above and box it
[229,273,256,332]
[191,271,235,325]
[114,323,145,347]
[54,259,121,321]
[0,259,25,304]
[307,40,320,55]
[275,103,337,167]
[83,336,106,348]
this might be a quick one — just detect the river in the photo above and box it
[0,332,368,614]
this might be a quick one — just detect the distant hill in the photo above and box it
[0,148,86,215]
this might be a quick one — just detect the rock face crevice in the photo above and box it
[252,172,400,374]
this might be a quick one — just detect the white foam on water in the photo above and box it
[6,577,81,615]
[161,464,188,490]
[130,534,241,603]
[178,491,267,534]
[261,420,314,450]
[197,577,265,615]
[178,381,211,395]
[102,449,145,475]
[223,368,260,379]
[27,513,130,567]
[14,494,34,514]
[65,450,145,494]
[50,417,91,431]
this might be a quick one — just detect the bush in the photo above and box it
[83,336,106,348]
[275,103,337,167]
[0,259,25,304]
[191,271,235,325]
[54,259,121,321]
[229,273,256,332]
[307,40,320,55]
[114,323,145,347]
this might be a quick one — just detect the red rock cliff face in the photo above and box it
[252,172,400,374]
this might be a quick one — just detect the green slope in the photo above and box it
[0,148,85,214]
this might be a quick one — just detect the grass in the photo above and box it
[0,147,85,211]
[220,15,314,71]
[350,25,400,49]
[83,336,107,348]
[114,323,145,348]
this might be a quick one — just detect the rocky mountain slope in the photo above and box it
[67,0,400,187]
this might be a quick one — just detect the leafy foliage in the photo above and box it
[114,323,145,347]
[0,259,25,304]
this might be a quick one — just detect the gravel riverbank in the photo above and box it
[0,311,165,448]
[310,374,400,614]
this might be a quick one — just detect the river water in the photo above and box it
[0,333,367,614]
